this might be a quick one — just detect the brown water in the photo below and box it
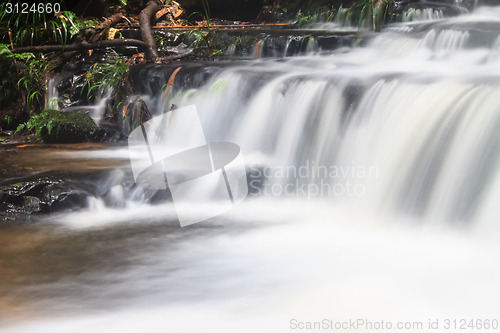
[0,140,127,180]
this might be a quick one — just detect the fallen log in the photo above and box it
[152,22,293,29]
[12,39,148,53]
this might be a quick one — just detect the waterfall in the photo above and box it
[126,5,500,225]
[46,75,113,123]
[403,8,445,22]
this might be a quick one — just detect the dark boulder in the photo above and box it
[38,109,98,143]
[120,97,152,136]
[0,177,91,215]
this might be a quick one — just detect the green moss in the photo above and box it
[17,109,98,143]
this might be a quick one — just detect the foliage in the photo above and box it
[0,3,97,119]
[82,53,129,99]
[294,5,338,28]
[187,0,212,29]
[295,11,317,27]
[288,0,396,30]
[343,0,393,30]
[59,11,84,39]
[201,0,211,29]
[16,108,56,138]
[80,53,130,119]
[0,41,33,59]
[0,1,50,46]
[183,0,216,55]
[0,43,50,111]
[186,29,208,49]
[18,61,51,110]
[295,0,393,31]
[0,1,91,47]
[15,109,98,142]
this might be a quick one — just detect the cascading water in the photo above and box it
[3,4,500,333]
[46,74,113,123]
[402,7,445,22]
[127,5,500,224]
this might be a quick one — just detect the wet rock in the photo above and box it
[120,97,152,136]
[0,177,91,215]
[94,121,124,142]
[22,196,41,214]
[39,109,98,143]
[39,182,89,212]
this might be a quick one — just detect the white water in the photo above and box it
[309,0,458,32]
[402,8,445,22]
[46,75,112,123]
[160,6,500,224]
[4,5,500,333]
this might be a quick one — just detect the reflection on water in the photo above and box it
[0,142,128,181]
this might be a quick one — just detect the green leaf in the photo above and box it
[83,20,95,27]
[46,120,54,134]
[15,123,25,134]
[63,11,82,37]
[59,18,68,44]
[20,52,35,59]
[69,24,79,37]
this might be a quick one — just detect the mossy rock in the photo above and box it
[39,109,98,143]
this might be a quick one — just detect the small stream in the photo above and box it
[2,2,500,332]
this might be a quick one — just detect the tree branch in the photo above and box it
[89,13,127,42]
[139,0,161,61]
